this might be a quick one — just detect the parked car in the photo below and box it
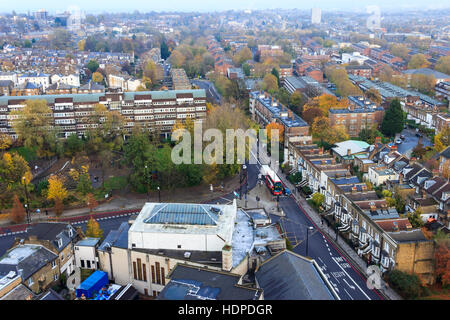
[400,135,405,140]
[395,138,402,144]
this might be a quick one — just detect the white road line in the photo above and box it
[344,289,354,300]
[332,257,371,300]
[343,278,356,290]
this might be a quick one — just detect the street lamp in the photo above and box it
[157,186,161,203]
[144,165,149,202]
[22,177,30,224]
[306,226,313,257]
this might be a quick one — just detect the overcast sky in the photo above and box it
[3,0,449,14]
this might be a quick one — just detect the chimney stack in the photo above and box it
[375,136,381,144]
[399,173,404,184]
[347,149,352,156]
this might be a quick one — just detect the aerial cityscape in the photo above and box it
[0,0,449,306]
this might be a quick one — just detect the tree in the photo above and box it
[381,99,404,137]
[85,217,103,239]
[407,207,424,228]
[311,192,325,207]
[387,269,424,299]
[410,74,435,95]
[242,63,251,77]
[86,59,99,73]
[169,50,185,68]
[161,41,170,60]
[11,99,56,158]
[408,54,430,69]
[76,165,93,195]
[266,122,285,144]
[435,56,450,75]
[365,88,382,105]
[233,47,252,66]
[271,67,280,87]
[434,231,450,286]
[262,74,278,93]
[10,195,25,224]
[77,39,86,51]
[86,193,98,212]
[49,28,71,49]
[390,44,409,60]
[92,72,103,83]
[0,133,12,151]
[434,127,450,152]
[47,175,68,216]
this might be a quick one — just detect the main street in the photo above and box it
[246,145,383,300]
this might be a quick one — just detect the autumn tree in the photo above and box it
[435,56,450,75]
[47,175,68,216]
[390,44,409,61]
[262,73,278,93]
[410,74,435,95]
[302,107,324,125]
[408,54,430,69]
[10,195,26,224]
[77,39,86,51]
[0,133,12,151]
[434,127,450,152]
[11,99,56,158]
[0,152,31,209]
[169,50,185,68]
[86,193,98,212]
[266,122,285,144]
[92,72,103,83]
[434,230,450,286]
[365,88,382,105]
[233,47,252,66]
[85,217,104,239]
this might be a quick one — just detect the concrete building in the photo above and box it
[170,69,191,90]
[74,238,100,270]
[311,8,322,24]
[0,89,207,139]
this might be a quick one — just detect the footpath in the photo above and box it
[279,174,402,300]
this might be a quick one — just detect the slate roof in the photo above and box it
[255,250,336,300]
[158,264,262,300]
[133,248,222,267]
[403,68,450,79]
[388,229,430,243]
[0,245,58,281]
[38,288,64,300]
[440,146,450,159]
[98,222,129,251]
[26,222,77,253]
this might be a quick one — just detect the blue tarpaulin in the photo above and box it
[76,271,109,299]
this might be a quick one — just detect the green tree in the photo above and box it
[311,192,325,208]
[263,73,278,93]
[49,28,72,49]
[387,269,424,299]
[271,67,280,87]
[86,59,99,73]
[161,41,170,60]
[407,207,424,228]
[242,63,251,77]
[381,99,404,137]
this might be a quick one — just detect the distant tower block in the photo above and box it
[311,8,322,24]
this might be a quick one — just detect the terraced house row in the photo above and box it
[288,141,436,285]
[0,89,207,139]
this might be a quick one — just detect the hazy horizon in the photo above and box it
[2,0,450,14]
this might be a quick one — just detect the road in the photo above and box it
[191,79,222,104]
[396,128,432,156]
[0,211,137,258]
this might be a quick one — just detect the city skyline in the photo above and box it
[2,0,450,14]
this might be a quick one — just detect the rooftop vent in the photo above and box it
[184,252,191,259]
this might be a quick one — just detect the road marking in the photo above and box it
[332,257,371,300]
[344,289,354,300]
[343,278,356,290]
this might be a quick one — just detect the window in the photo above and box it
[133,262,137,280]
[151,266,156,284]
[52,260,57,269]
[161,267,165,285]
[28,278,34,286]
[53,274,58,281]
[137,258,142,281]
[87,260,91,268]
[152,290,156,297]
[177,245,181,249]
[155,262,161,284]
[61,253,64,261]
[143,264,147,282]
[80,260,85,268]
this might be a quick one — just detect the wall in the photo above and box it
[74,245,97,269]
[394,241,435,285]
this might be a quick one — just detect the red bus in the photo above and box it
[261,165,283,195]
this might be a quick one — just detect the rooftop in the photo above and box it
[158,264,262,300]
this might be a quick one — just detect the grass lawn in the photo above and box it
[104,176,128,191]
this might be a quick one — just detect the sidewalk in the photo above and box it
[280,173,402,300]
